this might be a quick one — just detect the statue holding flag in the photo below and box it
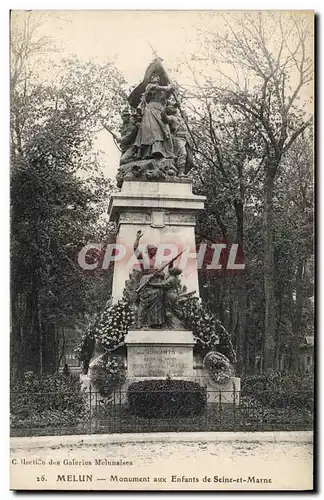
[114,57,194,185]
[134,72,174,161]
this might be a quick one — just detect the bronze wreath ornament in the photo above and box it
[203,351,234,385]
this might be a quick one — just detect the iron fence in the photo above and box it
[10,387,313,437]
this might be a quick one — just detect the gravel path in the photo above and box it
[10,439,313,491]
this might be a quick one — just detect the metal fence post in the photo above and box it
[89,384,92,434]
[219,390,222,430]
[113,388,116,434]
[119,388,122,433]
[233,385,236,431]
[205,385,208,431]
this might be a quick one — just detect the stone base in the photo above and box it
[109,180,206,217]
[125,330,195,379]
[194,376,241,405]
[81,333,240,406]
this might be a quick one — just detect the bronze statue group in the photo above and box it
[115,60,193,187]
[123,230,194,330]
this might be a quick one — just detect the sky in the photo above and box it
[11,10,314,178]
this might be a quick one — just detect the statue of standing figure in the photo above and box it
[114,58,194,185]
[134,73,174,161]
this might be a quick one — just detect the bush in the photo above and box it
[127,379,206,418]
[241,371,314,410]
[10,372,88,429]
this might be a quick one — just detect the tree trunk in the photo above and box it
[235,276,247,374]
[291,258,305,370]
[274,292,282,371]
[21,278,41,374]
[42,323,60,374]
[263,167,277,371]
[233,199,247,375]
[10,292,23,380]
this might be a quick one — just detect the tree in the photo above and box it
[10,13,125,377]
[178,96,265,374]
[185,11,313,370]
[273,129,314,370]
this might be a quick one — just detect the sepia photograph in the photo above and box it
[9,9,314,491]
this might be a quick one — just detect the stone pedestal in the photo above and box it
[122,331,240,404]
[108,180,206,301]
[124,330,196,382]
[103,177,240,405]
[195,376,241,404]
[206,376,241,404]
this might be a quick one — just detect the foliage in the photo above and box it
[127,380,207,418]
[89,356,126,397]
[203,351,234,385]
[11,112,112,375]
[241,371,314,410]
[75,299,135,366]
[181,296,236,363]
[10,372,87,429]
[10,11,314,381]
[178,12,314,373]
[91,299,135,350]
[10,17,124,377]
[239,400,313,430]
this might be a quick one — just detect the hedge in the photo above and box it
[241,371,314,410]
[10,372,88,429]
[127,379,206,418]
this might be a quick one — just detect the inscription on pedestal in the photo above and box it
[128,345,193,377]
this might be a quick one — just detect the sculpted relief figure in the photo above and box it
[115,108,140,188]
[123,230,195,330]
[118,107,138,166]
[162,101,189,177]
[133,229,160,273]
[135,265,193,330]
[123,229,168,328]
[143,267,185,329]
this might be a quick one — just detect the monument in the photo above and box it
[85,58,240,403]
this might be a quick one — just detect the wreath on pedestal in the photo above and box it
[203,351,234,385]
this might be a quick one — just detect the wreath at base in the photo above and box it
[203,351,234,385]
